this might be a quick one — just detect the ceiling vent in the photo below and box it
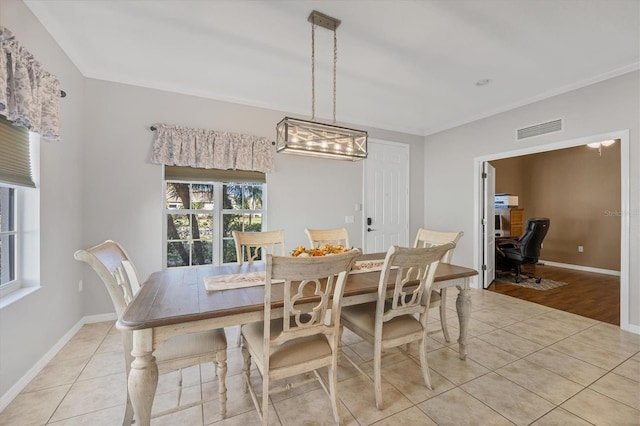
[516,118,562,140]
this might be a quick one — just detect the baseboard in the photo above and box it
[538,260,620,276]
[0,312,117,412]
[621,322,640,335]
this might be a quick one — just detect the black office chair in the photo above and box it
[496,218,550,283]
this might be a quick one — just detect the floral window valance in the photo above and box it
[150,124,275,173]
[0,26,61,141]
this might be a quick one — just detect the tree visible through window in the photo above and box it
[164,181,264,268]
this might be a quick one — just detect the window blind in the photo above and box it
[164,166,266,183]
[0,115,34,188]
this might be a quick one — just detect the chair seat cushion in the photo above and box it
[241,320,331,370]
[429,290,441,305]
[155,328,227,362]
[341,302,422,341]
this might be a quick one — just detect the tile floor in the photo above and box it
[1,289,638,425]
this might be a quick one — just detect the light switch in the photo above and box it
[345,216,354,224]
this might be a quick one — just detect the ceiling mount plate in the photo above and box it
[308,10,341,30]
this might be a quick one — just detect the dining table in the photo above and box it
[116,252,478,425]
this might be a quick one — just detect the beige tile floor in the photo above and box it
[1,289,639,425]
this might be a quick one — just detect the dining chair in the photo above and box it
[231,229,286,345]
[305,227,350,249]
[74,240,228,424]
[232,229,285,265]
[240,249,361,426]
[413,228,463,342]
[340,244,454,410]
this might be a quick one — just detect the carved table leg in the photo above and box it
[216,349,228,418]
[128,329,158,426]
[455,280,472,360]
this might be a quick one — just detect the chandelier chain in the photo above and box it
[311,23,316,120]
[333,28,337,124]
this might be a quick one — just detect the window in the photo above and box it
[0,186,16,289]
[0,116,40,303]
[164,180,265,268]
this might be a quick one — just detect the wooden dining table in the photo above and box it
[116,253,477,425]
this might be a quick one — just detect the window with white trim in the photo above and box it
[163,167,266,268]
[0,116,40,301]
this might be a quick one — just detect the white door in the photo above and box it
[482,162,496,288]
[364,141,409,253]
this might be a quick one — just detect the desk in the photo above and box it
[117,255,477,425]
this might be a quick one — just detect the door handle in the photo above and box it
[367,227,376,232]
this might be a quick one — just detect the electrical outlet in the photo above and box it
[78,279,83,292]
[578,246,584,253]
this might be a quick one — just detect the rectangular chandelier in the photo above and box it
[276,117,368,161]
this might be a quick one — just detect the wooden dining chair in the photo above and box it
[232,229,285,265]
[413,228,464,342]
[340,244,453,410]
[240,249,361,426]
[231,230,286,345]
[74,240,228,425]
[305,227,350,249]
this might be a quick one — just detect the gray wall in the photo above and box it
[424,71,640,330]
[81,79,424,315]
[0,0,86,397]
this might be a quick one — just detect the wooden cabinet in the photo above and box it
[510,208,524,237]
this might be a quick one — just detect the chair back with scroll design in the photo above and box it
[74,240,228,424]
[74,240,138,317]
[413,228,463,343]
[413,228,463,263]
[241,249,360,425]
[233,229,285,265]
[305,227,350,249]
[340,244,453,409]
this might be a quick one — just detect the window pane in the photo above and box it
[166,182,190,209]
[167,241,189,267]
[168,214,190,240]
[222,213,244,237]
[0,187,15,285]
[0,234,15,285]
[223,239,237,264]
[0,187,15,232]
[223,183,243,210]
[191,184,213,210]
[192,240,212,265]
[193,214,213,238]
[244,184,263,209]
[244,213,262,232]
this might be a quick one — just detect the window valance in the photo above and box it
[0,27,61,141]
[150,124,274,173]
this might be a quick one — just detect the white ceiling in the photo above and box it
[25,0,640,136]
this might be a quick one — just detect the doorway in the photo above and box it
[474,130,630,330]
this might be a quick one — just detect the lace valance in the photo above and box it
[0,27,61,141]
[150,124,274,173]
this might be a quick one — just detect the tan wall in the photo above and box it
[491,142,621,271]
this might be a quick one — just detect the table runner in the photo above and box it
[204,258,387,291]
[204,272,283,291]
[351,259,386,273]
